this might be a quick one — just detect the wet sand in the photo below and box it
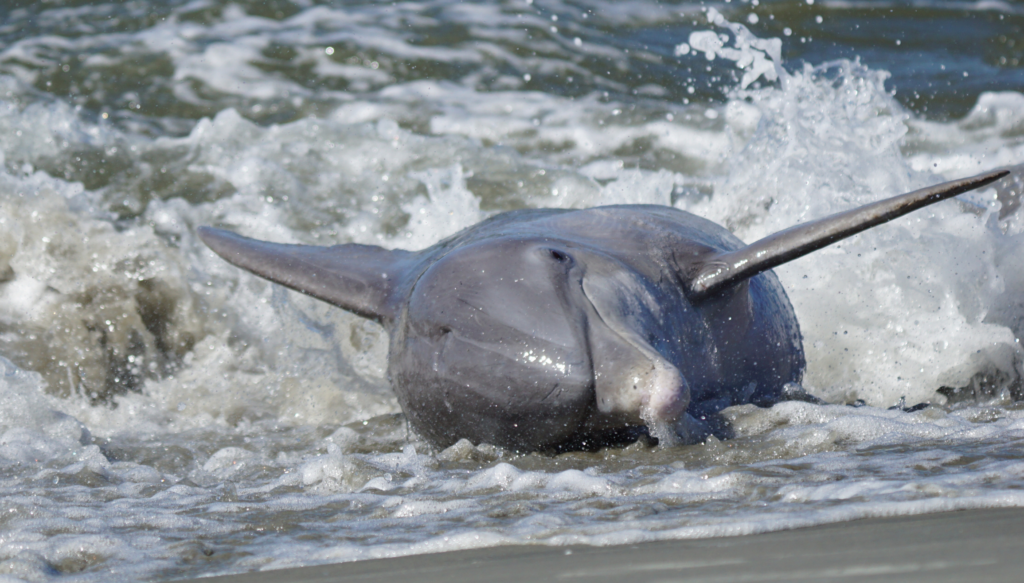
[182,508,1023,583]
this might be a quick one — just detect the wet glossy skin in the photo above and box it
[385,206,803,450]
[197,169,1009,451]
[200,205,805,451]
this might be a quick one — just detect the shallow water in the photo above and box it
[1,1,1024,581]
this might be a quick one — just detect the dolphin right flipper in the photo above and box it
[198,227,415,325]
[685,168,1011,300]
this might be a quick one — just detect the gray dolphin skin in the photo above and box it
[198,169,1009,451]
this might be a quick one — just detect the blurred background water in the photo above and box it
[1,1,1024,581]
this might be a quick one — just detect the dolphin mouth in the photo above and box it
[579,259,692,444]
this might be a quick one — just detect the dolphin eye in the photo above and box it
[547,249,573,264]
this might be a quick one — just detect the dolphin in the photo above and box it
[198,169,1009,451]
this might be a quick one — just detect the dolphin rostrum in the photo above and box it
[199,169,1010,451]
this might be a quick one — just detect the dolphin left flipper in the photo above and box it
[686,168,1011,300]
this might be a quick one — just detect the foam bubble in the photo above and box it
[0,357,91,466]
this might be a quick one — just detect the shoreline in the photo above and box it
[178,507,1024,583]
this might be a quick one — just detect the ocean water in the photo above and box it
[1,0,1024,581]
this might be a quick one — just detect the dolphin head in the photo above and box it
[391,235,707,450]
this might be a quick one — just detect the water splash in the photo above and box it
[675,11,1022,406]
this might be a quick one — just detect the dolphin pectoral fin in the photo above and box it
[588,327,691,445]
[686,168,1012,300]
[581,262,691,443]
[198,227,415,325]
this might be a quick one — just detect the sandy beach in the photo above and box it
[183,508,1024,583]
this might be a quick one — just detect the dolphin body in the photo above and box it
[199,169,1009,451]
